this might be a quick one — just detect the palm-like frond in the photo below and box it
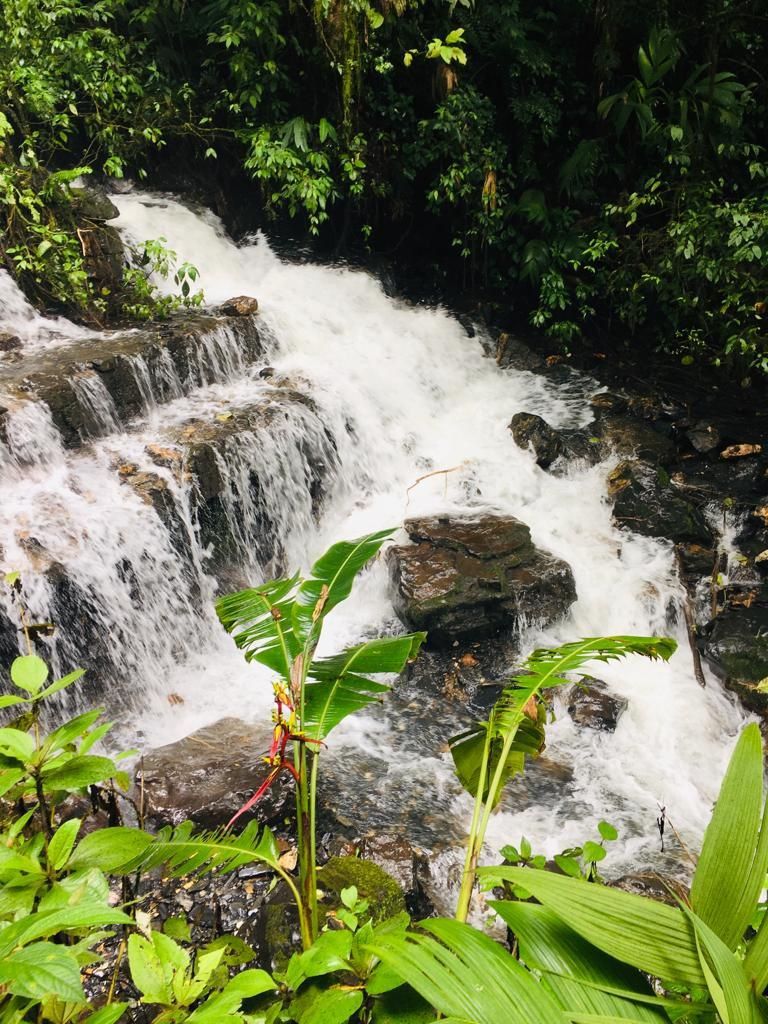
[450,636,677,802]
[139,820,282,877]
[303,632,425,740]
[292,529,395,643]
[215,574,301,676]
[366,917,565,1024]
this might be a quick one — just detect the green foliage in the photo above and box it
[453,635,677,921]
[217,529,425,947]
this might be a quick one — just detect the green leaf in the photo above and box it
[450,714,543,806]
[0,904,131,957]
[41,754,117,790]
[687,909,753,1024]
[598,822,618,842]
[0,942,83,1002]
[37,668,86,700]
[304,633,425,740]
[137,820,283,878]
[367,918,564,1024]
[691,723,768,951]
[491,901,668,1021]
[293,529,395,642]
[186,969,276,1022]
[479,867,704,986]
[216,573,301,677]
[47,817,81,871]
[82,1006,128,1024]
[69,826,153,872]
[286,930,353,989]
[582,842,606,863]
[290,984,364,1024]
[10,654,49,694]
[0,727,35,763]
[128,933,173,1003]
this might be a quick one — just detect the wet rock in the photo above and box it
[607,461,712,545]
[136,717,294,831]
[77,223,125,295]
[700,606,768,715]
[676,542,716,581]
[71,185,121,222]
[686,422,720,454]
[495,334,544,372]
[595,414,675,465]
[611,873,688,906]
[509,412,562,467]
[0,333,22,353]
[589,392,628,416]
[566,677,627,732]
[358,834,420,895]
[218,295,259,316]
[387,514,577,645]
[317,856,406,924]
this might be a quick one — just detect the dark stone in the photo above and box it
[686,422,721,454]
[700,606,768,715]
[611,873,688,906]
[70,185,121,222]
[77,223,125,294]
[607,461,712,545]
[676,542,716,581]
[509,412,562,467]
[590,392,628,416]
[495,334,544,372]
[596,414,675,465]
[0,333,22,353]
[387,515,577,646]
[566,677,627,732]
[317,856,406,923]
[218,295,259,316]
[357,834,420,895]
[136,717,295,831]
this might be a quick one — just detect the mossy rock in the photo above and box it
[317,856,406,924]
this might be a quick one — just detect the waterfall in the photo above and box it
[0,189,747,878]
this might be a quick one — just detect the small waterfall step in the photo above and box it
[0,311,265,447]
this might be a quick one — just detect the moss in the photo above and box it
[317,856,406,923]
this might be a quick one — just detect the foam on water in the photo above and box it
[111,191,748,874]
[0,189,747,880]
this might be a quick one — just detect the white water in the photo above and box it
[0,190,747,881]
[0,269,95,349]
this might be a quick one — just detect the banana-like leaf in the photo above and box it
[304,633,425,740]
[366,917,565,1024]
[452,636,676,801]
[686,910,755,1024]
[293,529,395,643]
[137,820,283,877]
[479,866,704,987]
[745,911,768,994]
[691,723,768,952]
[450,713,544,806]
[215,574,300,676]
[491,901,669,1021]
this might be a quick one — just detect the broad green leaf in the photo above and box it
[691,723,768,950]
[47,817,81,871]
[128,933,172,1003]
[687,910,753,1024]
[0,903,131,957]
[367,917,564,1024]
[41,754,117,789]
[0,727,34,763]
[216,573,301,676]
[10,654,49,694]
[480,867,704,987]
[186,969,276,1022]
[450,714,543,805]
[287,930,353,989]
[304,633,425,740]
[69,826,154,871]
[0,694,28,709]
[745,910,768,992]
[37,668,86,700]
[290,984,364,1024]
[44,708,105,752]
[293,529,395,642]
[0,942,83,1002]
[138,819,283,877]
[491,901,668,1021]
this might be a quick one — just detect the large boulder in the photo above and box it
[700,605,768,715]
[607,461,712,545]
[136,718,294,831]
[509,413,562,467]
[595,414,675,465]
[387,515,576,645]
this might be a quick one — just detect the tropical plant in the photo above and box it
[214,529,425,947]
[366,721,768,1024]
[451,634,677,921]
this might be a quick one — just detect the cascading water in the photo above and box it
[0,189,747,884]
